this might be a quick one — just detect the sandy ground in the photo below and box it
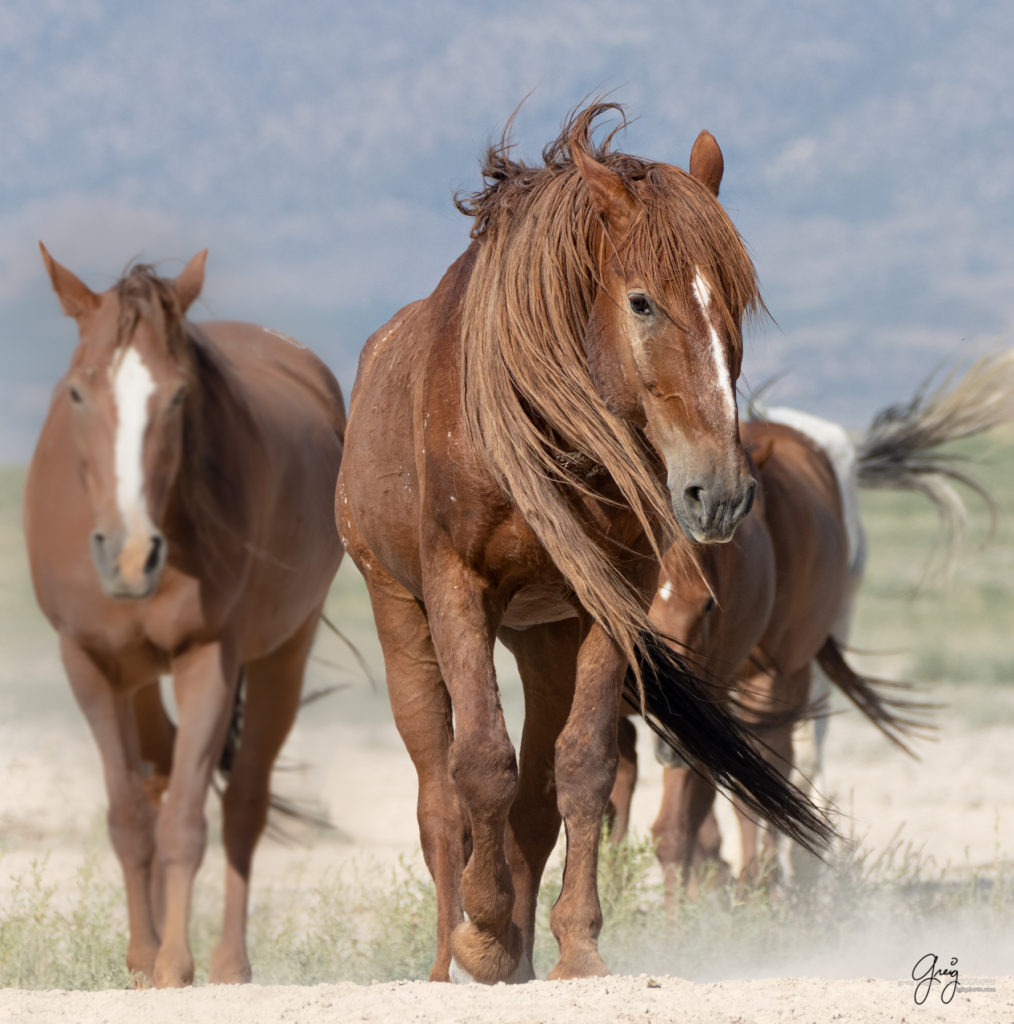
[1,974,1012,1024]
[3,656,1014,1022]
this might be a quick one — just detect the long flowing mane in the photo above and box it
[113,264,250,551]
[455,103,764,669]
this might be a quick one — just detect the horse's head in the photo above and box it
[574,130,757,543]
[39,244,207,599]
[651,563,718,657]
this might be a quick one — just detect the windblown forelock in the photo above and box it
[455,103,735,682]
[621,163,763,350]
[114,265,190,363]
[108,263,242,563]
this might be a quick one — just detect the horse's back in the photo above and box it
[200,321,346,440]
[763,406,862,574]
[198,322,346,633]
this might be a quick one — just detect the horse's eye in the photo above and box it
[628,293,653,317]
[703,596,716,614]
[168,385,186,409]
[68,385,83,405]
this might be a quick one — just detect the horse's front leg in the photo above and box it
[364,567,467,982]
[548,623,625,980]
[154,640,239,988]
[211,609,320,984]
[60,637,160,983]
[423,558,525,985]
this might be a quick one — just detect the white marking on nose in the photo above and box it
[692,268,736,421]
[110,346,156,529]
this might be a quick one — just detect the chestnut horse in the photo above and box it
[24,248,346,987]
[337,102,830,984]
[611,351,1014,896]
[609,420,854,895]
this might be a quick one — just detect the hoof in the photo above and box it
[448,921,531,984]
[153,946,195,989]
[125,943,157,986]
[209,947,252,984]
[548,948,609,980]
[449,951,533,985]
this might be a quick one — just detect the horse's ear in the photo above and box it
[689,131,724,197]
[573,144,636,236]
[174,249,208,315]
[750,437,776,471]
[39,242,100,320]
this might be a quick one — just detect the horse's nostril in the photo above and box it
[144,535,164,575]
[741,480,756,517]
[684,485,704,508]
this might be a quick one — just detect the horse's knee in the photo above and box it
[155,799,207,870]
[107,786,157,867]
[450,732,518,814]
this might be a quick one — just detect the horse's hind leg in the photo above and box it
[606,715,638,843]
[210,610,319,984]
[365,569,467,982]
[60,637,160,983]
[135,681,175,797]
[499,621,581,969]
[133,681,176,937]
[736,666,804,891]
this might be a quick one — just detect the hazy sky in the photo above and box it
[3,0,1012,460]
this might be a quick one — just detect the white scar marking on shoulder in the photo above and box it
[692,267,736,421]
[264,326,306,349]
[111,346,156,528]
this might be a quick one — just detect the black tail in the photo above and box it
[627,631,835,855]
[815,637,938,758]
[215,670,333,840]
[856,349,1014,582]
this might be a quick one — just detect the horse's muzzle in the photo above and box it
[672,474,755,544]
[90,527,167,599]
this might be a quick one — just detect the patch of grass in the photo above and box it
[2,826,1012,990]
[0,848,130,990]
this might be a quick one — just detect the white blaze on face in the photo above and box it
[692,268,736,422]
[110,346,156,530]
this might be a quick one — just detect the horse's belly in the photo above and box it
[500,584,579,629]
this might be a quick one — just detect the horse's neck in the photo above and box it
[170,331,258,554]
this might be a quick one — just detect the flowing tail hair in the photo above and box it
[814,637,939,758]
[855,349,1014,583]
[627,631,835,855]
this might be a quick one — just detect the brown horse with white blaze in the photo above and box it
[24,247,345,987]
[337,103,830,984]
